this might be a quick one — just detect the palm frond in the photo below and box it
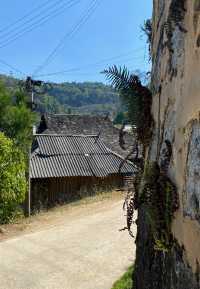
[102,65,152,145]
[102,65,132,91]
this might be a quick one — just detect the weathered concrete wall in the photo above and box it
[134,0,200,288]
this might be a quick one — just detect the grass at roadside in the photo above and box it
[111,266,134,289]
[0,190,124,241]
[67,189,123,207]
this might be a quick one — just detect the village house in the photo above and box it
[37,114,133,158]
[30,134,135,210]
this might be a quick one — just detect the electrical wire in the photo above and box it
[0,0,81,49]
[0,0,60,34]
[33,0,99,76]
[0,0,68,35]
[0,0,81,48]
[37,64,146,81]
[0,0,79,39]
[36,58,145,77]
[33,0,100,76]
[0,0,147,82]
[0,68,10,75]
[35,49,145,77]
[0,59,25,75]
[41,63,147,80]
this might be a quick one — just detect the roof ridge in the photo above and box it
[35,133,99,137]
[33,152,112,157]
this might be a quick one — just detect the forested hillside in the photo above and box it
[0,74,120,115]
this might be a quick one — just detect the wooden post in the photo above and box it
[25,146,31,217]
[28,149,31,217]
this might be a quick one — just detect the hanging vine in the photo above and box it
[103,66,153,147]
[139,161,179,251]
[103,66,153,237]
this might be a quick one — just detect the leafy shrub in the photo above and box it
[0,132,27,223]
[0,81,36,153]
[139,161,178,251]
[111,266,134,289]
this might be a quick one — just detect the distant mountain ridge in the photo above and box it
[0,74,120,115]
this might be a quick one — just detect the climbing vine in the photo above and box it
[139,161,179,251]
[103,66,179,251]
[122,159,179,250]
[103,66,154,237]
[141,19,152,60]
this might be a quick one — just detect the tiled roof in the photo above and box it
[37,114,133,158]
[30,135,135,179]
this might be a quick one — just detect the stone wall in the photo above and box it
[134,1,200,288]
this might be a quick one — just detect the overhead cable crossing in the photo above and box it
[35,50,146,78]
[33,0,100,76]
[0,0,81,49]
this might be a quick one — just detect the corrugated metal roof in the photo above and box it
[31,135,135,179]
[31,155,92,178]
[87,154,135,177]
[37,114,134,158]
[36,135,109,155]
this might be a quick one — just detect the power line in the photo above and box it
[33,0,99,75]
[33,0,100,76]
[35,48,145,77]
[0,68,10,75]
[0,0,79,39]
[37,62,146,81]
[0,0,81,49]
[36,58,145,77]
[35,59,148,83]
[0,0,81,48]
[0,0,59,34]
[42,63,148,80]
[0,0,97,80]
[0,59,25,76]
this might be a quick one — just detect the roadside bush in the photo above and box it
[111,266,134,289]
[0,132,26,224]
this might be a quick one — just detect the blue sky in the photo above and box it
[0,0,152,83]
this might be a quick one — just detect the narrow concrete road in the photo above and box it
[0,199,136,289]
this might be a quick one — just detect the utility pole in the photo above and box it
[25,76,42,110]
[24,76,43,217]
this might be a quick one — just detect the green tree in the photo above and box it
[103,65,152,145]
[0,82,11,128]
[0,83,36,152]
[3,104,36,151]
[114,111,127,125]
[0,132,26,224]
[0,75,120,115]
[67,107,72,114]
[15,89,28,106]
